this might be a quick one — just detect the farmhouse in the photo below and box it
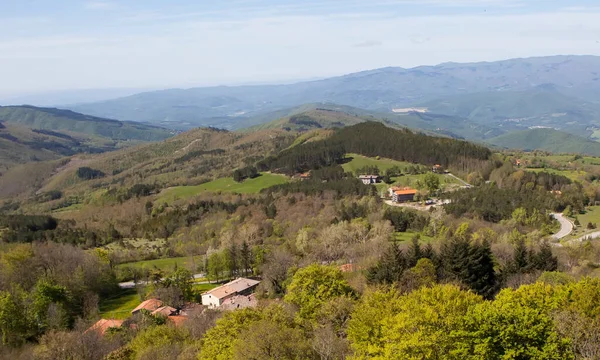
[392,188,418,203]
[432,164,443,173]
[359,175,380,184]
[201,277,260,309]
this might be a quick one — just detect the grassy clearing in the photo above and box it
[193,283,218,292]
[159,173,289,201]
[117,256,202,272]
[394,231,435,243]
[99,288,142,320]
[342,153,412,174]
[103,238,166,253]
[567,206,600,239]
[526,168,587,181]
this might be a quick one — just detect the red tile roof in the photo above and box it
[131,299,163,314]
[85,319,123,335]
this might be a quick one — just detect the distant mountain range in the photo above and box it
[66,55,600,135]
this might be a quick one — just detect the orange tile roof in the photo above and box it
[131,299,163,314]
[85,319,123,335]
[395,189,417,195]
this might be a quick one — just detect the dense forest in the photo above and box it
[255,122,492,175]
[3,122,600,359]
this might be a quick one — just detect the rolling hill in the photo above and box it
[68,55,600,131]
[239,103,502,140]
[0,105,175,142]
[417,90,600,138]
[0,105,177,175]
[487,128,600,156]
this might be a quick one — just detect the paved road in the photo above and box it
[119,273,206,289]
[446,173,471,187]
[551,213,574,240]
[574,231,600,243]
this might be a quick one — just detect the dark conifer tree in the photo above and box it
[240,241,252,276]
[366,243,408,284]
[228,242,239,277]
[533,241,558,272]
[467,240,498,299]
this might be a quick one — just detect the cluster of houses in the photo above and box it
[87,277,261,336]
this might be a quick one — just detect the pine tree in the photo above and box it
[227,242,239,278]
[366,243,408,284]
[240,241,252,276]
[510,239,532,274]
[407,236,423,267]
[467,240,497,299]
[533,241,558,272]
[439,237,498,298]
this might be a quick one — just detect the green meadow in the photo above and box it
[159,173,289,201]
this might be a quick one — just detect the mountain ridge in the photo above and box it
[487,128,600,156]
[67,55,600,130]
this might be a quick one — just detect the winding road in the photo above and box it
[119,273,206,289]
[551,213,574,241]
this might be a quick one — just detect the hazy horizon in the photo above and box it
[2,0,600,96]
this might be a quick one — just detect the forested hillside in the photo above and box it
[256,122,491,175]
[488,128,600,156]
[0,105,174,142]
[4,117,600,359]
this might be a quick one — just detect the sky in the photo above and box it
[1,0,600,96]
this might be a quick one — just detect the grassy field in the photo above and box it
[526,168,587,182]
[387,173,461,191]
[342,153,412,174]
[566,206,600,239]
[576,206,600,227]
[193,282,218,292]
[394,231,435,243]
[159,173,288,201]
[103,238,166,252]
[99,288,142,320]
[117,256,202,272]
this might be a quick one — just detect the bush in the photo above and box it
[76,167,105,180]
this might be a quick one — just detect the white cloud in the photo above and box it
[1,7,600,92]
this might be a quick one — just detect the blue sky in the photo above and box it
[1,0,600,95]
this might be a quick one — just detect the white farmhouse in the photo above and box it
[201,278,260,308]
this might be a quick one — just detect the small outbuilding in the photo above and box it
[359,175,381,184]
